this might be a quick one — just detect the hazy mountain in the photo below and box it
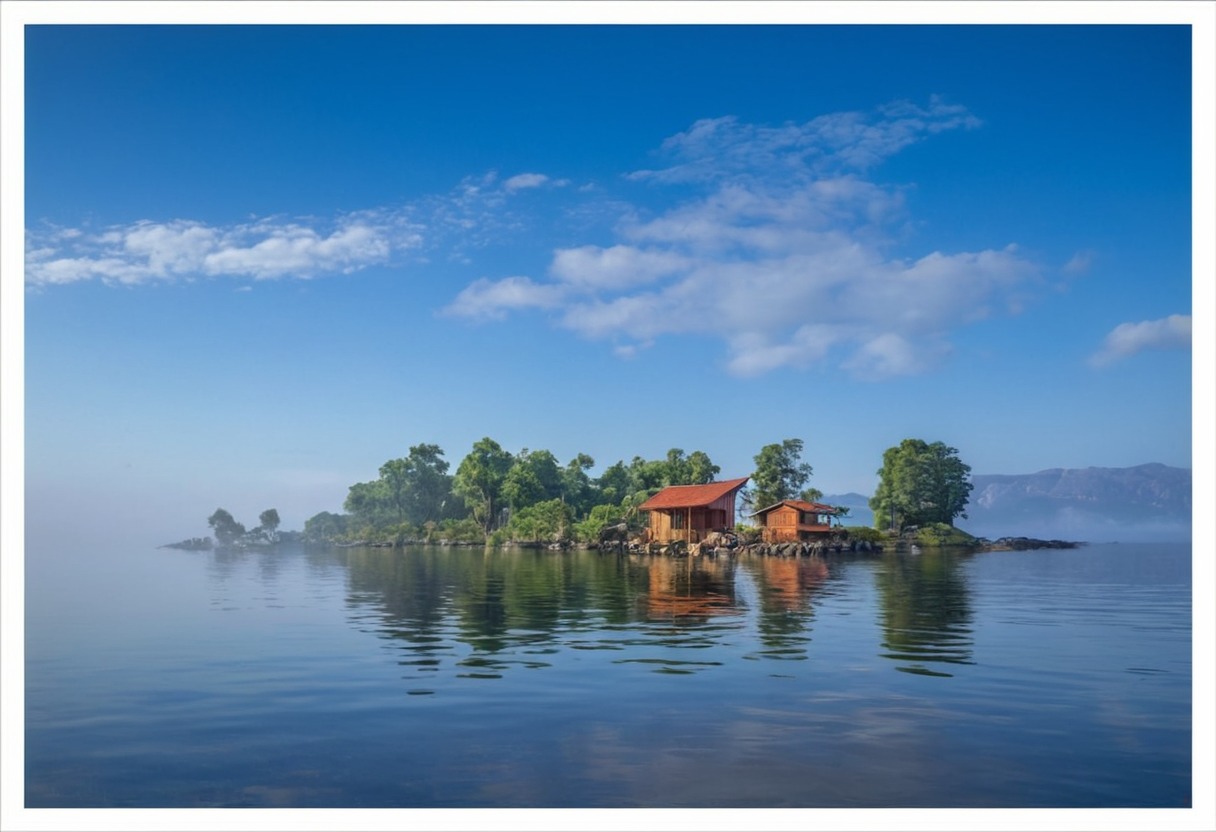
[825,463,1192,543]
[964,463,1191,542]
[821,492,876,528]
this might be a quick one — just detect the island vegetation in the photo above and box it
[167,436,1074,553]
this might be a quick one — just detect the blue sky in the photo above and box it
[9,13,1210,539]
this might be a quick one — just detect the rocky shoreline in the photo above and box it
[592,533,1083,557]
[162,533,1082,555]
[976,536,1083,551]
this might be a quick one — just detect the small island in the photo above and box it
[162,436,1081,555]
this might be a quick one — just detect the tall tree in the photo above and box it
[502,448,562,512]
[344,479,393,527]
[378,458,412,522]
[561,453,597,516]
[303,511,348,543]
[686,450,721,485]
[453,437,514,532]
[596,460,633,505]
[257,508,281,542]
[870,439,973,530]
[751,439,813,510]
[400,443,454,523]
[628,455,667,493]
[207,508,246,546]
[664,448,691,486]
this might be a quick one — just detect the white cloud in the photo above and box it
[549,245,690,290]
[201,222,392,279]
[841,332,951,380]
[444,99,1042,380]
[26,215,420,286]
[25,168,562,287]
[1090,314,1192,367]
[442,276,566,322]
[1063,249,1095,276]
[629,96,980,185]
[503,173,550,192]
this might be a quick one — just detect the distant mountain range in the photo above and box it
[823,463,1193,542]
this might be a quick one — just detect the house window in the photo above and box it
[672,512,686,529]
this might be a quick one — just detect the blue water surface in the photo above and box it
[24,541,1191,808]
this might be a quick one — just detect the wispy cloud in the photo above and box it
[1089,314,1192,367]
[444,98,1041,380]
[25,170,564,286]
[1063,249,1096,276]
[628,95,980,185]
[25,215,418,286]
[503,172,560,192]
[443,276,565,321]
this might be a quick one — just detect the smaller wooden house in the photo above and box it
[638,477,750,544]
[751,499,843,543]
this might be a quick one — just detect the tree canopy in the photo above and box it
[870,439,973,530]
[750,438,813,511]
[453,437,514,533]
[207,508,246,546]
[207,507,282,547]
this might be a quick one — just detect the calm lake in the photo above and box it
[25,540,1191,808]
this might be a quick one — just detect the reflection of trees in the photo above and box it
[342,548,662,665]
[738,556,832,659]
[874,551,974,677]
[346,547,451,635]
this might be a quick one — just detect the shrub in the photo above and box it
[914,523,978,547]
[844,525,884,544]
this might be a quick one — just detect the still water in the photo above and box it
[25,542,1191,808]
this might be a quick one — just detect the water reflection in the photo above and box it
[202,545,976,679]
[340,548,760,678]
[736,555,834,662]
[28,542,1189,808]
[641,555,739,621]
[874,551,975,676]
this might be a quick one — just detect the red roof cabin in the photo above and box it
[637,477,750,544]
[751,499,843,543]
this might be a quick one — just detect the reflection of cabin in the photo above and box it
[753,558,829,611]
[638,477,749,544]
[645,557,740,619]
[751,499,843,543]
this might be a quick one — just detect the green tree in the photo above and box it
[257,508,281,542]
[596,460,634,505]
[664,448,691,486]
[561,453,597,517]
[399,443,455,523]
[751,439,813,510]
[453,437,514,533]
[628,455,667,492]
[344,479,393,527]
[303,511,349,543]
[207,508,246,546]
[686,450,721,485]
[378,458,412,522]
[369,444,456,527]
[501,448,562,512]
[870,439,973,530]
[509,498,573,543]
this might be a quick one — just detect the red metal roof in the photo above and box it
[751,499,842,517]
[638,477,750,511]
